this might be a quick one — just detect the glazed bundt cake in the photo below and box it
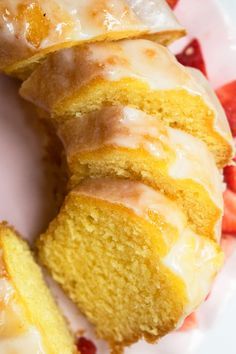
[59,106,223,241]
[0,0,185,80]
[20,39,234,167]
[38,178,223,353]
[0,3,229,352]
[0,223,76,354]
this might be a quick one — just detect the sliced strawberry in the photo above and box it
[216,81,236,137]
[166,0,179,9]
[222,189,236,235]
[224,165,236,193]
[176,38,207,77]
[76,337,97,354]
[179,313,198,331]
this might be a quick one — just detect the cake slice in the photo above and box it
[38,178,224,353]
[0,0,185,80]
[20,39,234,167]
[59,106,223,241]
[0,223,76,354]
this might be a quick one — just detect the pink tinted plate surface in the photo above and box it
[0,0,236,353]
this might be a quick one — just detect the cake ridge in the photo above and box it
[0,0,185,79]
[20,39,234,167]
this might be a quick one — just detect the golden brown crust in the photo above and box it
[0,0,185,78]
[20,39,234,167]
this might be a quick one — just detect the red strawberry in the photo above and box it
[179,313,197,331]
[216,81,236,137]
[176,39,207,77]
[76,337,97,354]
[222,189,236,235]
[224,165,236,193]
[166,0,179,9]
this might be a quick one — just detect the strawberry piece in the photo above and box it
[176,39,207,76]
[166,0,179,9]
[224,165,236,193]
[216,81,236,137]
[76,337,97,354]
[179,313,198,331]
[222,189,236,235]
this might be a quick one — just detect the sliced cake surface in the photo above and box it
[20,39,234,167]
[0,0,185,79]
[59,106,223,241]
[0,223,76,354]
[38,178,223,353]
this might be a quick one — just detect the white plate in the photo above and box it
[0,0,235,353]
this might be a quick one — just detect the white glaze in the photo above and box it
[87,39,197,91]
[187,68,233,143]
[37,38,232,154]
[0,0,183,67]
[82,39,232,150]
[76,178,187,234]
[168,127,224,209]
[164,228,222,314]
[105,106,168,158]
[0,278,26,337]
[60,105,223,241]
[126,0,183,31]
[41,0,143,46]
[0,256,46,354]
[0,327,45,354]
[60,106,169,158]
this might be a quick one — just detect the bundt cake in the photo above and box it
[0,2,229,354]
[0,0,185,80]
[59,105,223,241]
[37,178,224,353]
[0,223,76,354]
[20,39,234,167]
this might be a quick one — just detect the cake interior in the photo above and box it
[55,78,231,167]
[38,192,188,350]
[68,148,222,241]
[0,224,75,354]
